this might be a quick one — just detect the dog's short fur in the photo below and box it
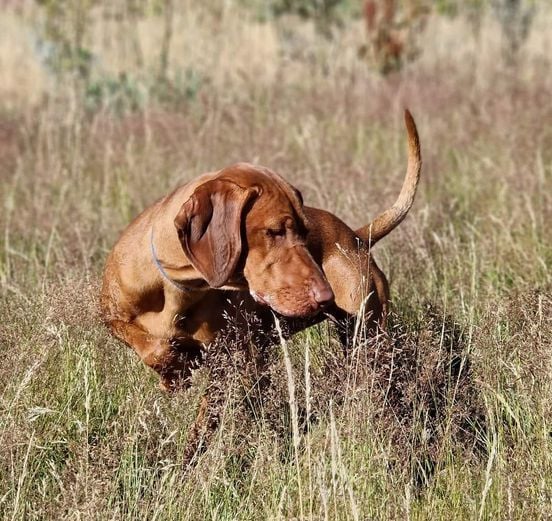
[101,110,421,456]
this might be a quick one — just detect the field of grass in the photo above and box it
[1,1,551,519]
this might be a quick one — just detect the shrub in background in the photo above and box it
[492,0,535,64]
[360,0,430,74]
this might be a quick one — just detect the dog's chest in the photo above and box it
[168,289,234,344]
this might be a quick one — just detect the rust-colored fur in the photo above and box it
[101,110,421,460]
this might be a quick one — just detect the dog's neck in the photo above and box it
[149,227,248,292]
[149,226,209,289]
[149,228,196,292]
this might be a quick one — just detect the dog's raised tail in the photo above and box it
[356,109,421,246]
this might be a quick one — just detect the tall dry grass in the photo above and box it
[0,1,551,519]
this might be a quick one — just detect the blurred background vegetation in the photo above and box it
[0,0,544,112]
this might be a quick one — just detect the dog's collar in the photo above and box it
[150,228,192,292]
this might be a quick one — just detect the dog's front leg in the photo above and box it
[108,319,202,391]
[182,392,221,467]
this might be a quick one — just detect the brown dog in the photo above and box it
[101,110,421,396]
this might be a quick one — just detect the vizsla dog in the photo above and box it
[101,110,421,451]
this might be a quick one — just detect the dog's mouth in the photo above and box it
[249,290,326,318]
[250,290,275,309]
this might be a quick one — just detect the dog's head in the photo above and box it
[174,163,333,317]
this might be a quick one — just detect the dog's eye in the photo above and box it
[266,228,286,238]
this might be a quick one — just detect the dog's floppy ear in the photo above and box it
[174,179,257,288]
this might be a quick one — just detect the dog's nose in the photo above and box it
[312,283,334,307]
